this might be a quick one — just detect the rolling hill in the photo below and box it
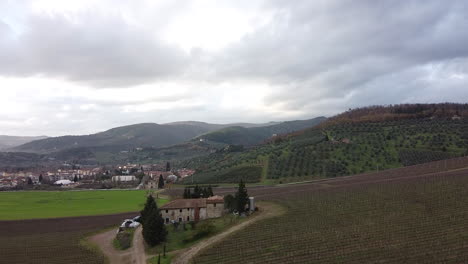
[2,118,326,166]
[11,119,315,154]
[11,123,229,154]
[181,103,468,184]
[196,117,327,146]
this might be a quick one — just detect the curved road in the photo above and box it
[89,202,284,264]
[89,227,147,264]
[172,202,285,264]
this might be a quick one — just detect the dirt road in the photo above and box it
[89,202,284,264]
[89,227,147,264]
[172,202,286,264]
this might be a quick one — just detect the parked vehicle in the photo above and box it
[120,219,140,228]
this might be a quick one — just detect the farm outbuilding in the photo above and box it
[160,196,224,223]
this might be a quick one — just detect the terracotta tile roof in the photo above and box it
[161,199,207,209]
[207,195,224,204]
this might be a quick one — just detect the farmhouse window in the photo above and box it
[165,210,168,213]
[179,209,182,213]
[214,203,217,207]
[187,216,190,221]
[187,208,190,211]
[179,217,182,222]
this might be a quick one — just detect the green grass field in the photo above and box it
[0,190,169,220]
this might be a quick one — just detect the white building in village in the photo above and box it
[112,175,137,182]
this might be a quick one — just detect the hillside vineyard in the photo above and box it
[194,158,468,263]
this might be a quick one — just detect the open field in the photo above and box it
[2,157,468,264]
[0,212,137,264]
[0,190,168,220]
[193,159,468,263]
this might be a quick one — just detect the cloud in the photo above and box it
[0,0,468,136]
[0,13,189,87]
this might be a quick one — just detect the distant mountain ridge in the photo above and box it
[9,118,323,154]
[164,121,280,129]
[11,123,213,154]
[0,136,48,150]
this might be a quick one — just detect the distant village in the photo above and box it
[0,162,195,190]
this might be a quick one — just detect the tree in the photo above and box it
[73,175,78,182]
[38,174,43,183]
[183,187,193,199]
[207,185,214,197]
[201,187,208,198]
[165,162,171,172]
[140,195,157,224]
[224,194,236,212]
[192,185,201,198]
[235,180,249,213]
[142,195,167,247]
[158,175,165,189]
[136,172,145,183]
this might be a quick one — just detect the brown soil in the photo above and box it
[172,202,286,264]
[88,226,149,264]
[0,212,138,264]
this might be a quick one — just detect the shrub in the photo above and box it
[183,221,215,243]
[114,230,133,250]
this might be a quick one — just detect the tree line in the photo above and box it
[183,185,214,198]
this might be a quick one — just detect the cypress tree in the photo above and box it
[158,175,165,189]
[207,185,214,197]
[142,195,167,247]
[235,180,249,213]
[140,195,156,224]
[39,174,43,183]
[201,187,208,198]
[193,185,200,198]
[187,187,192,199]
[224,194,235,212]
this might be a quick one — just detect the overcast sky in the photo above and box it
[1,0,468,136]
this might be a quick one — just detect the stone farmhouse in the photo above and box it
[160,196,224,224]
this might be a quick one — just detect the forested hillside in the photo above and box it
[197,117,326,146]
[11,123,217,153]
[181,104,468,184]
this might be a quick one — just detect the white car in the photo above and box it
[120,219,140,228]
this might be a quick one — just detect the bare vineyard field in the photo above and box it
[3,157,468,264]
[193,158,468,263]
[0,212,137,264]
